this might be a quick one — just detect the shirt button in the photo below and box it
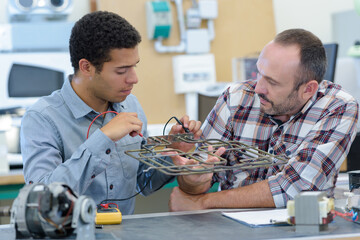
[91,174,95,179]
[106,148,111,154]
[109,184,113,190]
[285,150,291,156]
[269,150,274,154]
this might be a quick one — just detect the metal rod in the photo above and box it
[125,134,289,176]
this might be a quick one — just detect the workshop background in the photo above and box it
[0,0,360,224]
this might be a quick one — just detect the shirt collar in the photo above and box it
[61,76,94,119]
[299,81,325,115]
[285,81,326,122]
[110,101,125,113]
[61,76,127,119]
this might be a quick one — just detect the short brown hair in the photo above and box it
[274,29,326,90]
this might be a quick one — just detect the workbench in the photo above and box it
[111,210,360,240]
[0,209,360,240]
[0,170,356,239]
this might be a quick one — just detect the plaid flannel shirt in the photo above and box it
[203,79,358,207]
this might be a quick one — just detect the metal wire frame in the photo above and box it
[125,134,290,176]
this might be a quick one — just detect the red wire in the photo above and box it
[100,203,119,209]
[86,111,118,139]
[86,111,143,139]
[333,210,356,222]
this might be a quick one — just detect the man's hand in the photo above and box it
[101,112,143,141]
[172,146,225,194]
[169,187,205,212]
[169,115,201,152]
[167,146,226,194]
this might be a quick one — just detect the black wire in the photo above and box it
[99,169,172,206]
[163,116,177,135]
[100,170,156,205]
[163,116,190,135]
[100,115,182,206]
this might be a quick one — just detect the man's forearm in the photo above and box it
[201,180,275,208]
[169,179,276,212]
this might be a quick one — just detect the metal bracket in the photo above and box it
[125,134,289,176]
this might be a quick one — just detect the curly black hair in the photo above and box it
[69,11,141,73]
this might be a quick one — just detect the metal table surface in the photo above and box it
[0,174,356,239]
[1,209,360,239]
[102,209,360,240]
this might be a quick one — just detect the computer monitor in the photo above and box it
[323,43,338,82]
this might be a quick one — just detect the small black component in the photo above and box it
[348,170,360,192]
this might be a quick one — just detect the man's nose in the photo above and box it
[254,77,267,95]
[126,67,138,84]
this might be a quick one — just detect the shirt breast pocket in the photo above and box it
[116,136,142,179]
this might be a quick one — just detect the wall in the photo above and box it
[2,0,355,123]
[272,0,354,42]
[99,0,276,124]
[332,9,360,58]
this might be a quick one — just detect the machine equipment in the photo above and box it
[287,191,334,233]
[9,182,96,239]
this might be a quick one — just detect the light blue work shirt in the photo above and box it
[20,77,174,215]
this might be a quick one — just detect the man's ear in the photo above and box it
[78,59,94,77]
[301,80,318,100]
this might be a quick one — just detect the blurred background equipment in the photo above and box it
[146,0,172,41]
[0,0,74,52]
[0,51,72,162]
[9,182,96,239]
[0,0,74,163]
[146,0,219,120]
[146,0,217,54]
[8,0,74,22]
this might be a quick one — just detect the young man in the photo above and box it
[169,29,359,211]
[20,11,201,215]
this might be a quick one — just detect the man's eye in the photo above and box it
[116,71,126,75]
[268,79,278,85]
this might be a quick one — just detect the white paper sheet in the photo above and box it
[222,209,289,228]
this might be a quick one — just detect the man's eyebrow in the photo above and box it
[257,65,280,84]
[263,74,279,84]
[116,60,140,69]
